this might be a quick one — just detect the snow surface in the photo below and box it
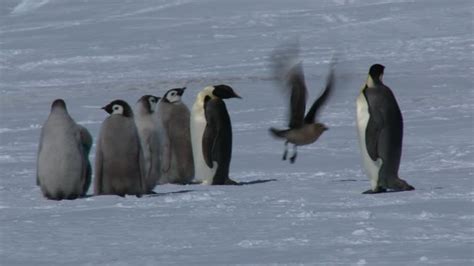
[1,0,473,265]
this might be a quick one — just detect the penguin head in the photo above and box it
[163,87,186,104]
[212,84,241,99]
[137,95,160,113]
[51,99,67,111]
[102,100,133,117]
[368,64,385,82]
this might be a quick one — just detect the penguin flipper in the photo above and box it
[365,116,381,161]
[365,99,385,161]
[202,117,217,169]
[36,128,45,186]
[78,125,93,152]
[94,138,103,195]
[161,125,172,173]
[78,125,92,196]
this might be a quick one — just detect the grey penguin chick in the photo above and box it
[156,87,194,184]
[269,57,335,164]
[356,64,415,194]
[95,100,144,197]
[190,85,241,185]
[135,95,161,193]
[37,99,92,200]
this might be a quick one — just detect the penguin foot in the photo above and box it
[65,193,80,200]
[362,187,387,194]
[224,178,239,185]
[392,178,415,191]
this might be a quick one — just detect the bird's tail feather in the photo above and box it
[269,128,289,138]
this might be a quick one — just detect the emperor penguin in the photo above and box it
[95,100,144,197]
[135,95,161,193]
[37,99,92,200]
[356,64,415,194]
[269,58,336,164]
[190,85,241,185]
[156,87,194,184]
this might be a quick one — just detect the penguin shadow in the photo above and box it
[235,179,278,185]
[334,179,361,182]
[144,189,196,197]
[79,190,196,199]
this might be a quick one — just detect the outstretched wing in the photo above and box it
[304,60,336,124]
[271,42,306,129]
[287,63,307,129]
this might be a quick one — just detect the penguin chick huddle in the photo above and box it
[37,85,241,200]
[37,52,415,200]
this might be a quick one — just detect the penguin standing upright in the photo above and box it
[156,87,194,184]
[37,99,92,200]
[190,85,241,185]
[95,100,144,197]
[356,64,415,194]
[135,95,161,193]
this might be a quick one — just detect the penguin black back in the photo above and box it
[202,97,233,185]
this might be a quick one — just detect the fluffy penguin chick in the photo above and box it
[95,99,144,197]
[156,87,194,184]
[135,95,161,193]
[37,99,92,200]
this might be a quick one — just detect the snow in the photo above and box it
[1,0,473,265]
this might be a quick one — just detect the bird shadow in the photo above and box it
[236,179,278,185]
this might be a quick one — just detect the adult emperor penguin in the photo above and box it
[156,87,194,184]
[135,95,161,193]
[356,64,415,193]
[37,99,92,200]
[269,59,335,164]
[95,100,144,197]
[190,85,241,185]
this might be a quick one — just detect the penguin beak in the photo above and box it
[177,87,186,96]
[101,105,112,114]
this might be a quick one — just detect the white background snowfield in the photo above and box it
[1,0,472,265]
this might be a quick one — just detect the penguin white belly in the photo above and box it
[190,107,216,184]
[356,93,383,190]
